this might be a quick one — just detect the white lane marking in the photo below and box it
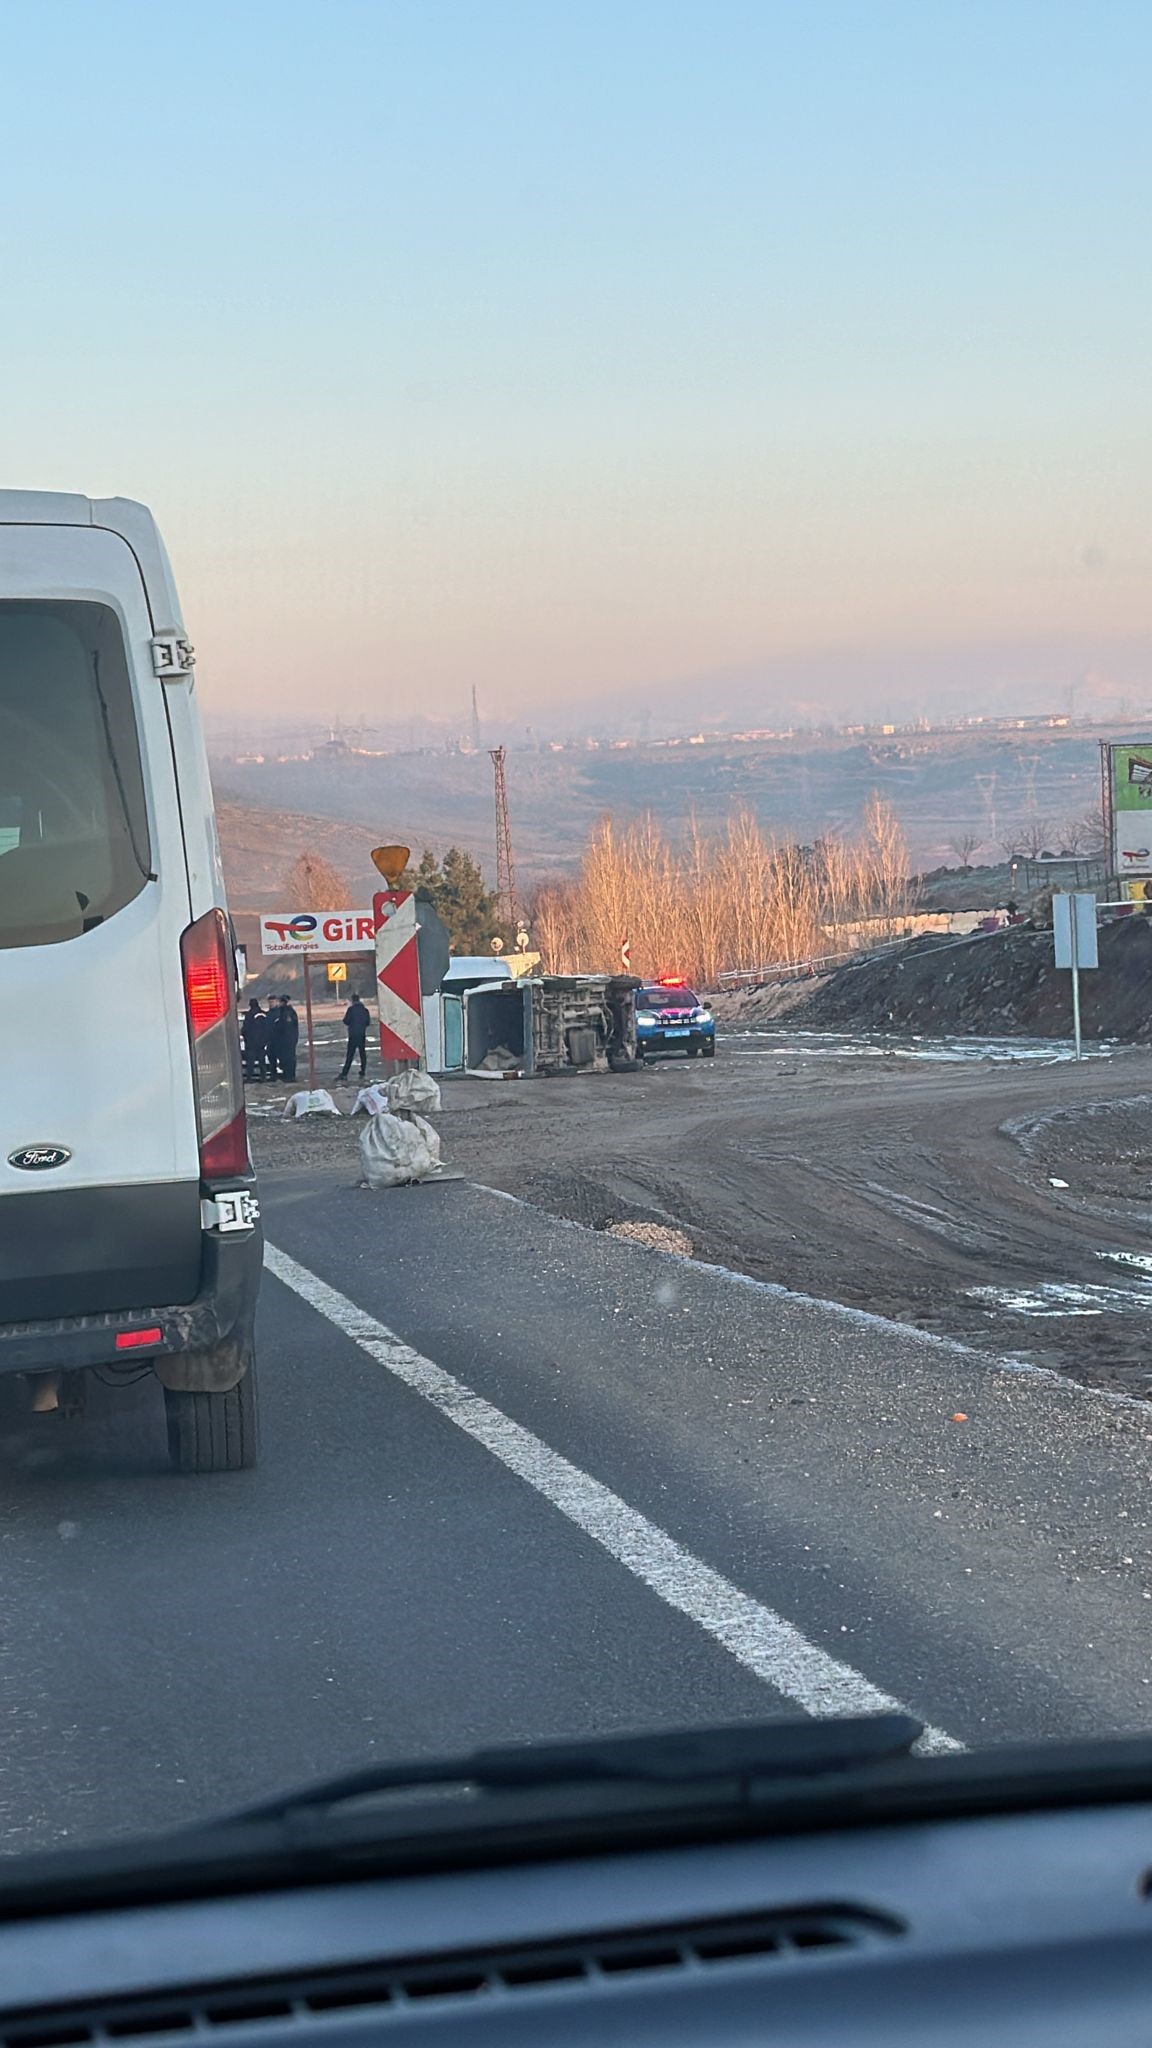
[264,1242,961,1754]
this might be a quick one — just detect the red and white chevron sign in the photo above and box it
[373,890,425,1062]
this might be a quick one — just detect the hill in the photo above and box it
[211,723,1112,884]
[216,800,385,914]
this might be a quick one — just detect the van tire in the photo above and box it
[164,1352,259,1473]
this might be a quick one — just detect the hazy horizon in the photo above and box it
[2,0,1149,724]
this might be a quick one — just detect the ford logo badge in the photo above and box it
[7,1145,71,1172]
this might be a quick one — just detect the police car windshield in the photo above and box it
[642,987,697,1009]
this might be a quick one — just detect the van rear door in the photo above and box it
[0,525,204,1322]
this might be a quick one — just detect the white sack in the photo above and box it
[359,1111,443,1187]
[351,1084,390,1116]
[283,1088,341,1119]
[386,1069,442,1114]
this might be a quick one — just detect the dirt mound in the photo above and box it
[709,977,830,1025]
[793,916,1152,1041]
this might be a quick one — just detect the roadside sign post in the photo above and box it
[369,845,424,1077]
[1052,892,1099,1060]
[326,961,348,984]
[302,959,317,1088]
[373,889,424,1073]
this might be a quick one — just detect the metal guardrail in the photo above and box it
[718,936,936,990]
[714,946,895,989]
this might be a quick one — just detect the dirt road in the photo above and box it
[250,1032,1152,1400]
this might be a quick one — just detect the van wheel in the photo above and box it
[164,1352,259,1473]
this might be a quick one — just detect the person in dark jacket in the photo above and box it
[267,994,300,1081]
[241,999,269,1081]
[339,994,371,1080]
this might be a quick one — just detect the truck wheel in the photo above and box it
[164,1350,259,1473]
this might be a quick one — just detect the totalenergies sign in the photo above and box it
[259,911,375,956]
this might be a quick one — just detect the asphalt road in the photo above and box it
[1,1167,1151,1853]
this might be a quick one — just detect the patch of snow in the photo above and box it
[968,1276,1152,1318]
[1098,1250,1152,1276]
[726,1029,1115,1065]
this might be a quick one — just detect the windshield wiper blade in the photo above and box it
[220,1714,923,1826]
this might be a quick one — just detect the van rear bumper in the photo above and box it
[0,1207,262,1376]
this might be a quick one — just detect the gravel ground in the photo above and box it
[249,1028,1152,1399]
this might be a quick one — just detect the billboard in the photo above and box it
[1109,743,1152,877]
[259,911,375,956]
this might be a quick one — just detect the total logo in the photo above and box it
[264,914,321,942]
[262,912,376,945]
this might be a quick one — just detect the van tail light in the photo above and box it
[181,909,249,1182]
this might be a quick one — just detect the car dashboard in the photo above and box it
[0,1796,1147,2048]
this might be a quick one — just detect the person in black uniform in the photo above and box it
[339,994,371,1080]
[267,994,300,1081]
[241,998,269,1081]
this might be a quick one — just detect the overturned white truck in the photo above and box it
[423,961,640,1077]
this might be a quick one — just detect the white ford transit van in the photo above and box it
[0,493,261,1471]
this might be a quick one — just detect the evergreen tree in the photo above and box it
[405,846,503,952]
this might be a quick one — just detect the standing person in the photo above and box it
[264,998,283,1080]
[339,993,371,1081]
[270,993,299,1081]
[241,998,269,1081]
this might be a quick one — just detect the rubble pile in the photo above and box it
[790,916,1152,1041]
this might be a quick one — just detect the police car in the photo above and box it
[635,978,717,1059]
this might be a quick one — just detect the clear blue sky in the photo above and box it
[0,0,1148,727]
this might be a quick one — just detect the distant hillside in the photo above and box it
[212,724,1113,883]
[216,799,385,913]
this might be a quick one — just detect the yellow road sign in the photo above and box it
[326,960,348,983]
[371,844,411,884]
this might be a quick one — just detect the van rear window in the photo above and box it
[0,601,151,948]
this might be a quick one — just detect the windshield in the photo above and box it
[1,0,1150,1860]
[640,987,699,1010]
[0,602,150,947]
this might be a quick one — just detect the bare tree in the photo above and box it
[549,800,913,983]
[1059,805,1108,858]
[1018,817,1052,860]
[861,795,914,939]
[948,831,982,872]
[282,850,349,908]
[529,879,580,974]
